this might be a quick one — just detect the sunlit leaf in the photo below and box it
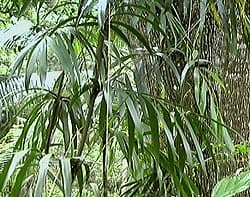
[98,0,108,28]
[0,150,29,191]
[181,61,194,87]
[60,158,72,197]
[212,170,250,197]
[34,154,51,197]
[199,79,208,115]
[25,43,40,89]
[10,38,42,73]
[126,96,141,132]
[223,126,235,153]
[194,67,200,105]
[38,38,48,85]
[48,35,73,75]
[11,150,37,196]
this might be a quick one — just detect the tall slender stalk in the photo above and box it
[103,4,111,196]
[76,85,99,156]
[45,72,65,154]
[77,20,109,156]
[103,123,108,197]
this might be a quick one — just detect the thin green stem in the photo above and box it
[77,21,109,157]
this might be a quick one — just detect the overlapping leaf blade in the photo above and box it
[34,154,51,197]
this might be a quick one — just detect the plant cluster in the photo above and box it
[0,0,249,196]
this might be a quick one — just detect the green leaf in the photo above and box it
[99,97,107,138]
[104,87,112,116]
[158,110,176,158]
[11,151,37,196]
[34,154,51,197]
[125,73,133,90]
[25,43,40,90]
[15,102,43,150]
[10,38,42,73]
[156,53,180,83]
[60,103,71,152]
[159,152,189,197]
[19,0,32,17]
[182,173,199,196]
[74,29,97,58]
[210,95,218,136]
[223,126,235,153]
[202,68,226,90]
[76,0,94,25]
[212,170,250,197]
[115,131,128,160]
[126,97,141,132]
[199,79,208,115]
[76,166,84,197]
[166,11,187,46]
[181,61,194,87]
[127,105,135,166]
[38,38,48,84]
[235,144,250,154]
[175,119,193,164]
[60,158,72,197]
[61,31,77,65]
[144,98,160,160]
[0,150,29,191]
[185,117,206,174]
[48,35,73,75]
[0,20,32,47]
[218,113,235,153]
[111,24,131,47]
[115,10,166,37]
[194,67,200,106]
[98,0,108,28]
[112,21,152,53]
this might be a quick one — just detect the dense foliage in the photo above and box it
[0,0,249,196]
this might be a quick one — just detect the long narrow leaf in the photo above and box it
[185,117,206,174]
[175,121,192,164]
[11,151,37,196]
[144,98,160,160]
[126,97,141,132]
[60,158,72,197]
[0,150,29,191]
[98,0,108,28]
[112,21,152,53]
[34,154,51,197]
